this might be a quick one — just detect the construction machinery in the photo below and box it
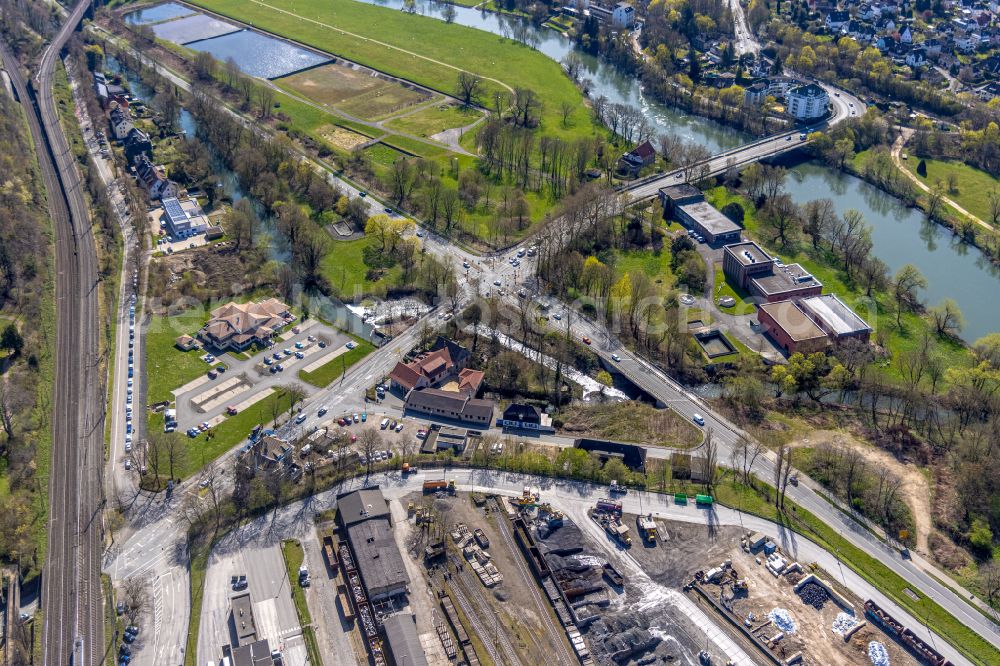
[511,485,539,507]
[609,480,628,495]
[604,516,632,546]
[595,498,623,514]
[636,513,658,544]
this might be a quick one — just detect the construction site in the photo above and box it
[679,532,921,666]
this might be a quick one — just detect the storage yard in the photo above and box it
[682,534,919,666]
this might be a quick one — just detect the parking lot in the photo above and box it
[170,320,350,431]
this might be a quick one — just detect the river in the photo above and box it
[351,0,1000,341]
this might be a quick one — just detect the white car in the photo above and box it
[611,354,621,362]
[693,413,706,426]
[494,280,501,287]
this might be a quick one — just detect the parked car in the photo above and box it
[353,413,360,423]
[346,341,357,350]
[294,351,304,359]
[395,423,404,432]
[318,341,327,348]
[416,429,427,439]
[582,337,591,345]
[264,357,272,365]
[207,370,218,380]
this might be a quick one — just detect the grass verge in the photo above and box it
[280,539,323,666]
[298,340,375,388]
[144,309,217,405]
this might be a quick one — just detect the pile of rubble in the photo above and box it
[586,614,661,665]
[796,582,829,609]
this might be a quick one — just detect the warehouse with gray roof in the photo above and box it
[336,487,409,601]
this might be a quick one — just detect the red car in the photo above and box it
[582,336,591,345]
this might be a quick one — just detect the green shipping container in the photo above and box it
[674,494,687,504]
[695,494,714,505]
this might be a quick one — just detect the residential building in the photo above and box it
[382,614,429,666]
[496,403,555,433]
[134,155,177,200]
[612,2,636,28]
[199,298,294,351]
[403,387,494,425]
[109,105,133,140]
[123,127,153,164]
[659,184,742,244]
[175,334,197,351]
[618,140,656,175]
[798,294,872,343]
[825,10,850,30]
[244,435,295,475]
[744,81,769,105]
[161,196,209,238]
[905,47,927,68]
[757,300,831,354]
[786,83,829,120]
[388,337,479,394]
[336,488,410,602]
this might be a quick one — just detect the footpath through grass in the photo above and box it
[299,340,375,388]
[902,155,1000,226]
[280,540,324,666]
[189,0,599,140]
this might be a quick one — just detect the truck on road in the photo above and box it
[423,479,456,494]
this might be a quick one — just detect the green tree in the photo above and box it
[892,264,927,328]
[968,517,994,556]
[0,324,22,357]
[721,201,745,224]
[596,370,614,387]
[916,159,927,177]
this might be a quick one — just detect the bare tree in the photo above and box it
[731,434,765,486]
[359,428,383,478]
[774,442,786,508]
[779,446,794,509]
[456,72,483,108]
[121,575,151,626]
[702,427,718,489]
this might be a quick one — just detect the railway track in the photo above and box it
[490,499,572,666]
[449,564,523,666]
[2,0,105,664]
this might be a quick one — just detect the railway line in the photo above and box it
[490,499,573,666]
[4,0,107,663]
[448,565,521,666]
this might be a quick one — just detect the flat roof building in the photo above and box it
[382,613,429,666]
[574,438,647,471]
[337,487,391,527]
[749,263,823,303]
[798,294,872,342]
[757,300,830,354]
[162,197,210,238]
[722,241,775,290]
[230,593,258,646]
[659,186,742,244]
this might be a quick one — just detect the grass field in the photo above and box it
[278,63,433,121]
[902,156,1000,226]
[320,236,401,297]
[384,102,482,138]
[364,142,408,166]
[611,248,675,294]
[188,0,599,140]
[299,340,375,387]
[144,309,216,405]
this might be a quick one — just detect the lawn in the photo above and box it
[384,103,483,138]
[188,0,600,140]
[611,248,675,294]
[320,237,401,298]
[704,186,971,386]
[712,264,755,315]
[364,142,408,167]
[144,309,217,404]
[162,387,298,478]
[901,156,1000,226]
[298,340,375,387]
[280,540,324,665]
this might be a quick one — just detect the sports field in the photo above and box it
[188,0,598,140]
[279,63,434,121]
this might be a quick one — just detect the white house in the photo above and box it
[900,25,913,43]
[905,47,927,67]
[825,10,850,31]
[109,106,133,141]
[786,83,829,120]
[612,2,635,29]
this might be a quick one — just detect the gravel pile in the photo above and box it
[768,608,797,634]
[832,612,860,636]
[868,641,890,666]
